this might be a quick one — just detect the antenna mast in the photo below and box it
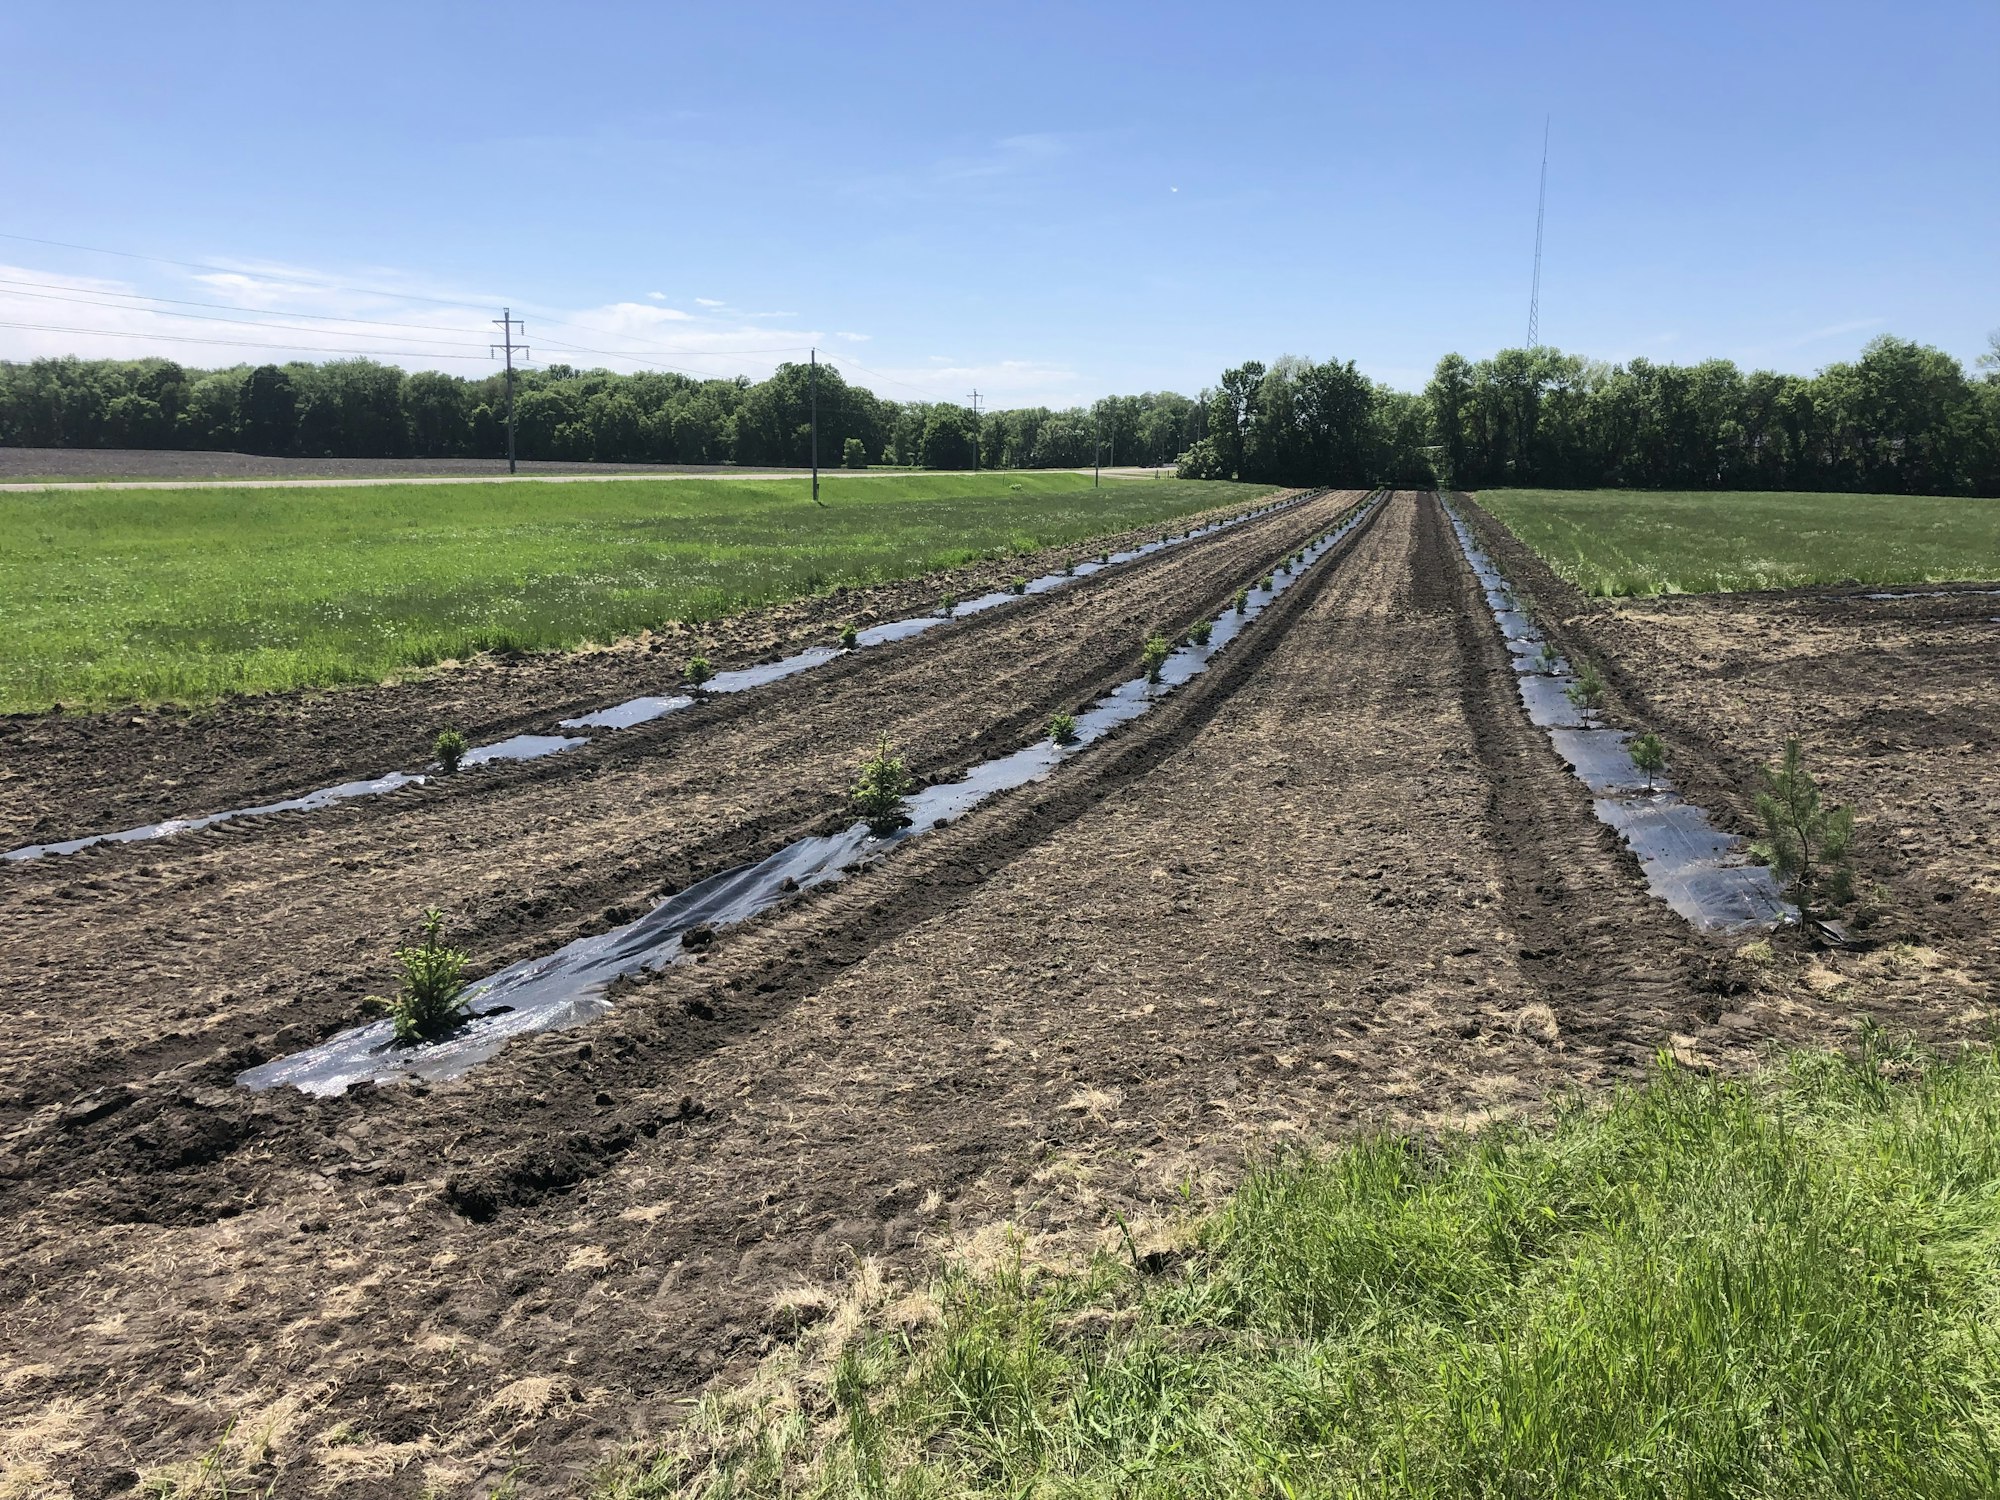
[1527,117,1549,348]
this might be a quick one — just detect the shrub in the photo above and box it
[851,733,916,835]
[1189,619,1214,646]
[1141,633,1171,683]
[1098,551,1110,564]
[388,907,471,1044]
[1011,577,1028,595]
[1235,587,1249,614]
[842,436,867,469]
[1566,661,1606,709]
[686,655,713,686]
[1047,711,1079,745]
[1630,730,1667,789]
[1753,736,1856,920]
[838,621,859,650]
[433,728,468,775]
[940,591,957,615]
[1259,574,1274,591]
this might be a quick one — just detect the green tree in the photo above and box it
[920,405,977,469]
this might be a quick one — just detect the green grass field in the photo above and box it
[1481,488,2000,596]
[629,1036,2000,1499]
[0,473,1275,713]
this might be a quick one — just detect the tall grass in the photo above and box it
[1482,488,2000,596]
[0,474,1275,712]
[626,1039,2000,1499]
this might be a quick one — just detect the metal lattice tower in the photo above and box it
[1527,117,1549,348]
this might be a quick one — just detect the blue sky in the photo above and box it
[1,1,1993,407]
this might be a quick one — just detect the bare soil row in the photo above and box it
[0,495,1858,1499]
[0,488,1297,848]
[0,491,1355,1122]
[1458,495,2000,1031]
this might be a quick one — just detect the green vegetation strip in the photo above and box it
[0,474,1274,713]
[1482,488,2000,596]
[621,1038,2000,1498]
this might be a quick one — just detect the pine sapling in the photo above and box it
[1141,633,1171,683]
[1753,736,1856,921]
[1010,577,1028,595]
[838,621,859,650]
[940,591,958,616]
[387,907,472,1044]
[1189,619,1214,646]
[686,655,713,686]
[851,733,916,835]
[1234,587,1249,614]
[433,728,468,775]
[1629,730,1667,790]
[1566,661,1606,710]
[1259,573,1274,591]
[1047,711,1079,745]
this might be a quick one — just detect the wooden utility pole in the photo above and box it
[491,308,527,474]
[967,389,983,472]
[810,348,820,504]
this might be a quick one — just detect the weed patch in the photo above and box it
[644,1044,2000,1499]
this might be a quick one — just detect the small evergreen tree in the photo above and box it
[1141,633,1171,683]
[851,733,916,835]
[1753,737,1856,920]
[686,655,713,686]
[388,907,472,1044]
[1630,730,1667,790]
[1047,711,1079,745]
[433,728,468,774]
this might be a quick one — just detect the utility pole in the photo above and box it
[810,348,820,505]
[491,308,527,474]
[1092,406,1100,488]
[967,389,982,472]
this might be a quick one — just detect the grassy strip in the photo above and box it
[1481,488,2000,595]
[0,473,1273,712]
[617,1037,2000,1498]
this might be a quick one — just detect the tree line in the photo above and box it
[1186,334,2000,496]
[3,332,1996,494]
[0,354,1199,471]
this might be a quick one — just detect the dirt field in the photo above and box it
[1,493,1990,1498]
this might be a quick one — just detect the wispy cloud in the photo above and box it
[1733,317,1885,363]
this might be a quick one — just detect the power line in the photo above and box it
[492,309,528,475]
[0,318,502,360]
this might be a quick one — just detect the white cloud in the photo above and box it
[647,290,666,300]
[694,297,725,308]
[0,252,1077,406]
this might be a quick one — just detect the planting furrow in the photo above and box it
[0,490,1298,848]
[0,490,1362,1116]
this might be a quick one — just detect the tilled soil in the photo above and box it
[1458,495,2000,1030]
[0,491,1352,1125]
[0,490,1293,848]
[0,493,1923,1498]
